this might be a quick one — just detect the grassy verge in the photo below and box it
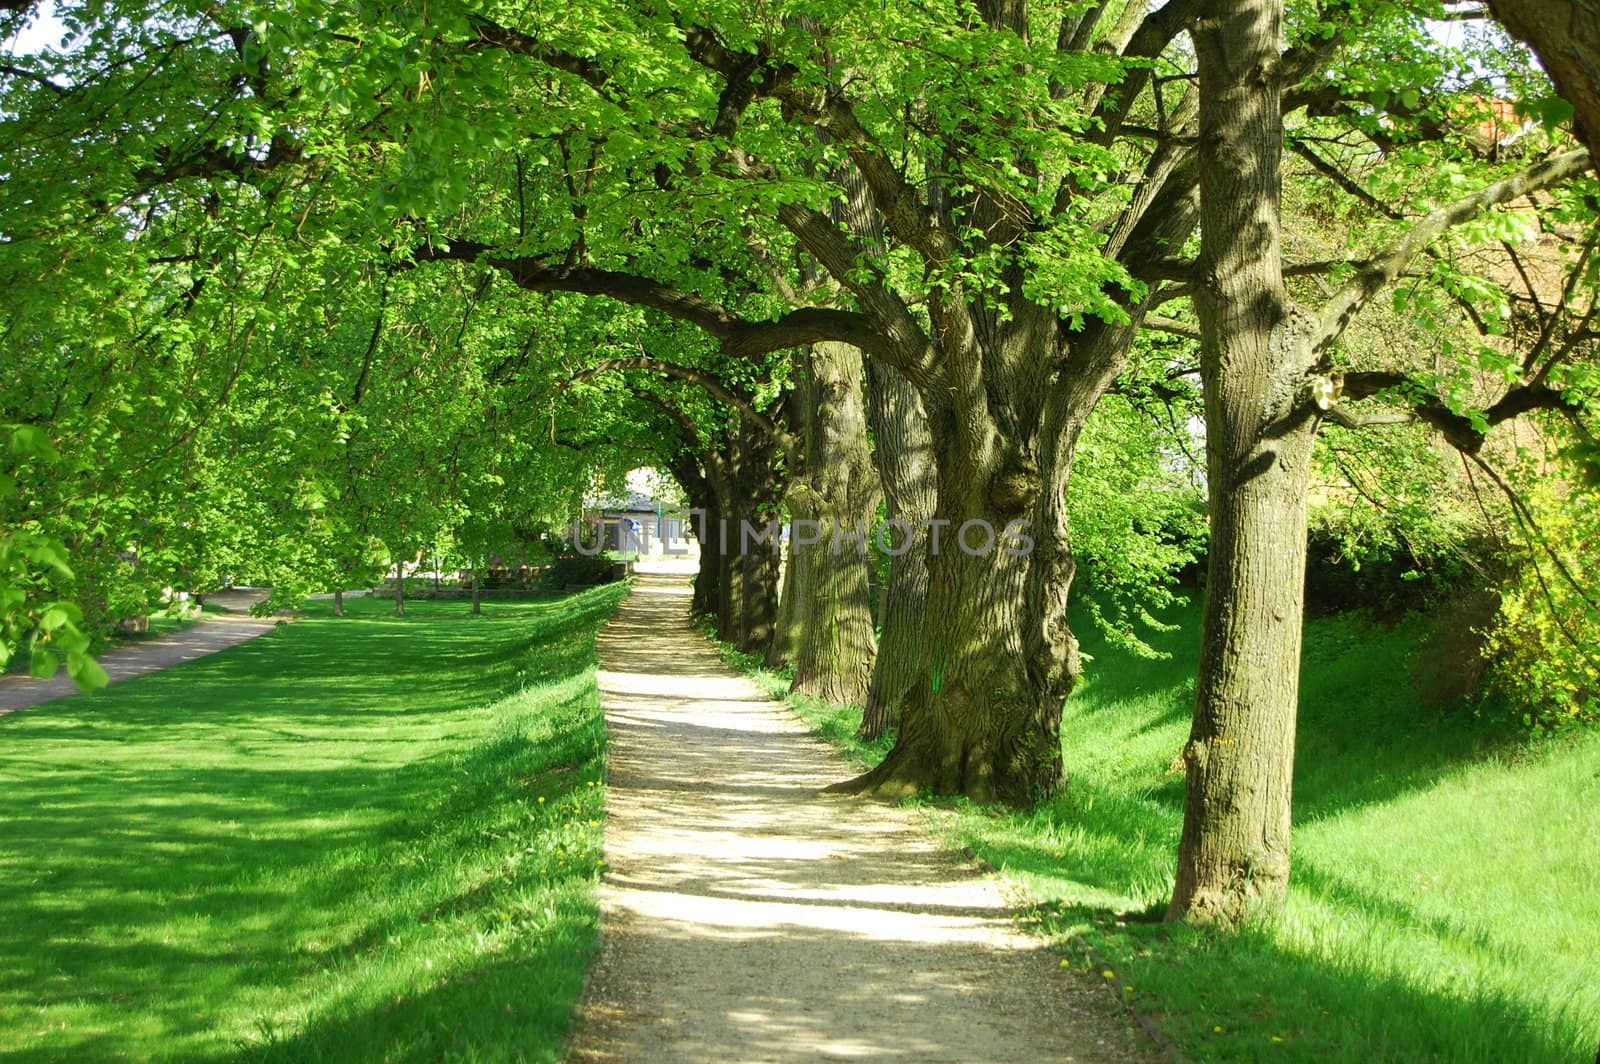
[721,601,1600,1062]
[0,584,627,1062]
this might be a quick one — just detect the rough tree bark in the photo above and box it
[786,341,880,704]
[860,360,935,738]
[1169,0,1313,924]
[1486,0,1600,162]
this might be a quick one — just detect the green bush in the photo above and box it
[1481,483,1600,730]
[545,552,618,588]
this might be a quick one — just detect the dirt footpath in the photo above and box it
[0,606,279,716]
[570,575,1151,1063]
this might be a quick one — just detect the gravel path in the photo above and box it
[0,599,279,716]
[570,574,1151,1063]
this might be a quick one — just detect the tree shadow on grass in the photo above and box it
[1065,595,1536,825]
[981,790,1593,1062]
[0,586,625,1061]
[232,948,595,1064]
[1052,898,1593,1063]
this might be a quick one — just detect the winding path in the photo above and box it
[571,574,1150,1062]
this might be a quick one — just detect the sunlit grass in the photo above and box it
[0,584,626,1062]
[747,599,1600,1062]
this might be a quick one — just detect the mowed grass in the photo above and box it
[776,600,1600,1062]
[0,584,627,1062]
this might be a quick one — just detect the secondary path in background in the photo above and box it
[572,575,1150,1063]
[0,592,279,716]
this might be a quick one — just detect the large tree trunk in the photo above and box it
[393,557,405,618]
[837,521,1063,804]
[786,342,879,703]
[861,361,936,738]
[1169,0,1316,925]
[825,141,1199,803]
[710,419,782,655]
[832,332,1087,804]
[785,491,877,703]
[332,588,344,617]
[471,566,482,616]
[1485,0,1600,163]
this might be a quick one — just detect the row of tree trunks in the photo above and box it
[664,414,780,655]
[710,420,783,654]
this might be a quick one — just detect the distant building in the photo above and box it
[585,491,697,558]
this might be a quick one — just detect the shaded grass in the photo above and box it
[0,584,627,1062]
[738,600,1600,1062]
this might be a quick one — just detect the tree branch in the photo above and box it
[773,201,936,384]
[414,239,889,360]
[1338,368,1589,453]
[1085,0,1204,140]
[0,62,67,94]
[1143,314,1202,340]
[680,26,955,268]
[462,15,610,93]
[570,355,800,461]
[1311,149,1593,354]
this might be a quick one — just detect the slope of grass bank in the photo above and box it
[742,601,1600,1062]
[0,584,627,1062]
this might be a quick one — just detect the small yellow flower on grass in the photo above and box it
[1059,960,1070,968]
[1123,985,1134,993]
[537,797,546,803]
[1271,1036,1284,1043]
[1213,1026,1224,1034]
[1101,970,1114,979]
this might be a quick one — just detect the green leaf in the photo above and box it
[29,647,60,679]
[66,653,110,692]
[9,424,59,460]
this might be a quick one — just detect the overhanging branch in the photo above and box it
[569,356,801,462]
[414,240,888,361]
[1337,368,1590,452]
[1312,149,1593,355]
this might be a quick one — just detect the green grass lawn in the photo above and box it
[0,584,627,1062]
[761,600,1600,1063]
